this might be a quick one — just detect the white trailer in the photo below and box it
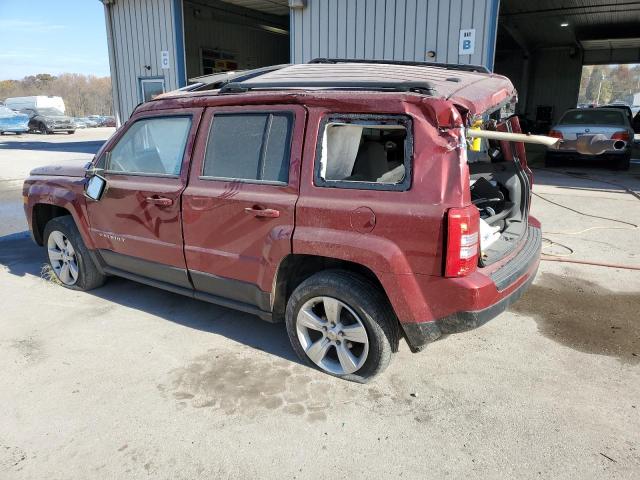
[3,96,66,113]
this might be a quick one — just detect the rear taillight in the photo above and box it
[445,206,480,277]
[548,130,563,139]
[611,131,630,142]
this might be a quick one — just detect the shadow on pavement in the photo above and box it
[0,231,297,363]
[0,139,105,155]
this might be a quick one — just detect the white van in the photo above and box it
[4,96,66,114]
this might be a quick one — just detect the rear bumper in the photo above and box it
[546,149,630,161]
[399,224,541,352]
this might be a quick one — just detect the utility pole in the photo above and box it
[596,72,605,105]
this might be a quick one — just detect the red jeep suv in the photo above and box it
[23,60,540,382]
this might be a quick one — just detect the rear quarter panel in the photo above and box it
[294,98,468,277]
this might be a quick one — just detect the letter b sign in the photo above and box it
[459,29,476,55]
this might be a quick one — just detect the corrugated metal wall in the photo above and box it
[290,0,499,68]
[584,48,640,65]
[104,0,183,122]
[525,48,582,123]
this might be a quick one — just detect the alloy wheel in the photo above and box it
[296,296,369,375]
[47,230,79,285]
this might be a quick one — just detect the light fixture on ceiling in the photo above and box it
[560,22,569,27]
[260,24,289,35]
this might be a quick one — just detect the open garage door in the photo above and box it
[494,0,640,132]
[182,0,290,81]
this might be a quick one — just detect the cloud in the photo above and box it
[0,19,66,32]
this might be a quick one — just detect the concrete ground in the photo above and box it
[0,129,639,479]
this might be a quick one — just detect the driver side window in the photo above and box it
[106,116,191,176]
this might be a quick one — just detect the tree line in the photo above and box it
[578,64,640,106]
[0,73,112,117]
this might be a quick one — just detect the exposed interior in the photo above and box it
[183,0,290,80]
[467,120,530,266]
[320,123,407,185]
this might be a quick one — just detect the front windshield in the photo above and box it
[37,108,64,116]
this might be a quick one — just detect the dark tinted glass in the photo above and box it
[261,114,290,183]
[203,113,291,183]
[560,110,625,126]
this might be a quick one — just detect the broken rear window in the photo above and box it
[315,114,412,191]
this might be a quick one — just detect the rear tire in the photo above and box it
[285,270,398,383]
[43,216,106,291]
[544,153,558,168]
[615,154,631,171]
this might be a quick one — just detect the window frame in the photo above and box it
[314,113,413,192]
[138,77,166,103]
[102,114,193,178]
[199,110,295,186]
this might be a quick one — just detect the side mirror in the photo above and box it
[85,174,107,201]
[85,166,104,178]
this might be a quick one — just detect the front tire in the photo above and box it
[43,216,106,291]
[285,270,398,383]
[67,130,75,134]
[40,123,50,135]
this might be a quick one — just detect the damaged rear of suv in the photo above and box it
[25,59,544,382]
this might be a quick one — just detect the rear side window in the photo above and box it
[315,114,412,191]
[560,110,625,126]
[202,113,292,184]
[107,116,191,176]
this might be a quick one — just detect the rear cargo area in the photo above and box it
[467,120,531,266]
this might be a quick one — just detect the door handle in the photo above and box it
[145,196,173,207]
[244,206,280,218]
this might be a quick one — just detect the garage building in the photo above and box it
[100,0,640,125]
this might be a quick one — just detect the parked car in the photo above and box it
[21,107,75,134]
[82,117,100,128]
[22,60,541,382]
[4,95,66,114]
[546,108,634,170]
[102,116,116,127]
[87,115,106,126]
[600,103,635,126]
[72,117,89,129]
[0,106,29,134]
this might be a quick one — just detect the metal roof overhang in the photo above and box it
[499,1,640,58]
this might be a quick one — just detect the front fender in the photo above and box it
[24,176,94,249]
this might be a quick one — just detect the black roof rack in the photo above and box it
[309,57,490,74]
[219,80,435,95]
[181,64,290,92]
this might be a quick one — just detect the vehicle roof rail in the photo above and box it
[308,57,490,74]
[218,80,436,96]
[180,64,291,92]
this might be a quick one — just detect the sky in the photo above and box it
[0,0,110,80]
